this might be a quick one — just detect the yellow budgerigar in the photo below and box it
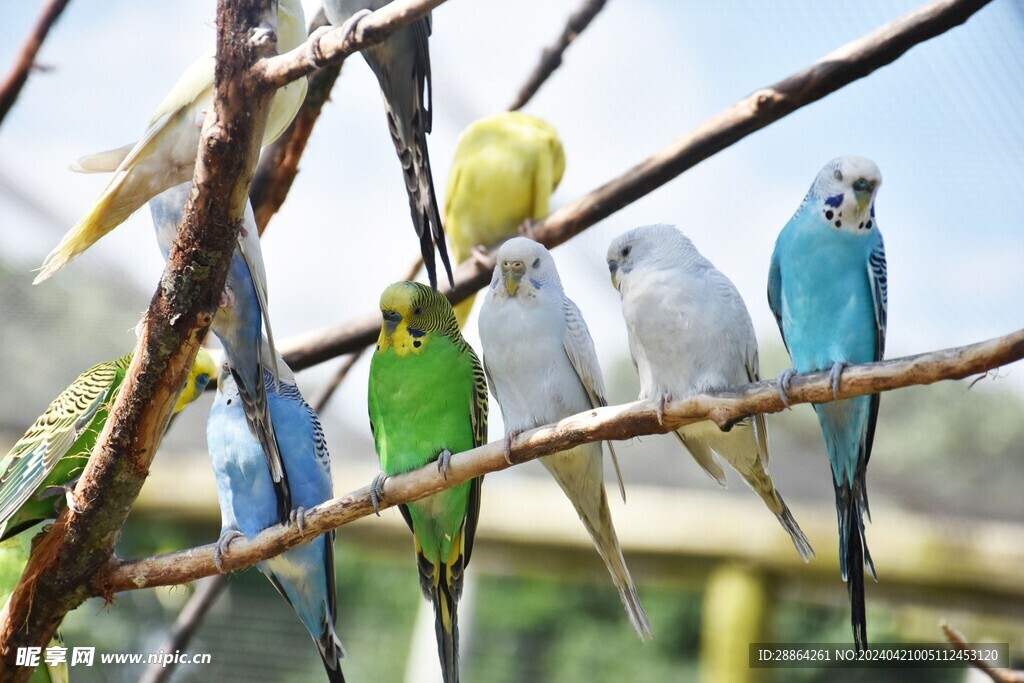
[34,0,309,284]
[444,111,565,326]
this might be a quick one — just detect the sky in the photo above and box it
[1,0,1023,443]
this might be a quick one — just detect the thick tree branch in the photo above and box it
[0,0,70,126]
[277,0,993,372]
[0,1,279,677]
[254,0,446,89]
[93,329,1024,594]
[942,623,1024,683]
[508,0,609,111]
[250,10,340,235]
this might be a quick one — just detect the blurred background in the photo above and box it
[1,0,1023,681]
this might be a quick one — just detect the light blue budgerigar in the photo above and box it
[208,361,345,682]
[768,155,887,652]
[150,182,291,520]
[319,0,453,289]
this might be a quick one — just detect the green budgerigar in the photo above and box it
[0,349,215,540]
[368,282,487,683]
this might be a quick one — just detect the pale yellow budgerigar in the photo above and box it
[444,111,565,326]
[34,0,308,284]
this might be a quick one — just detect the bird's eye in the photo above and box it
[622,246,631,257]
[853,178,870,192]
[532,258,541,268]
[413,307,423,316]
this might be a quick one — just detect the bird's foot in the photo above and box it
[249,26,275,50]
[436,449,453,481]
[43,482,82,513]
[517,219,537,239]
[470,244,493,269]
[656,393,672,426]
[370,471,388,516]
[289,506,307,536]
[829,361,848,399]
[776,368,796,407]
[214,530,244,572]
[503,430,521,465]
[310,9,372,67]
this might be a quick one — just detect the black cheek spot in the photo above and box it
[375,344,380,351]
[866,220,873,229]
[825,210,834,220]
[226,399,232,406]
[834,220,842,228]
[859,222,864,229]
[413,340,422,348]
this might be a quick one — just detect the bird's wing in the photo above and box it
[0,358,124,526]
[237,205,280,386]
[767,245,788,352]
[863,233,888,466]
[561,296,626,501]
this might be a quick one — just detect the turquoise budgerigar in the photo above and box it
[208,362,345,682]
[607,225,813,562]
[368,281,487,683]
[149,181,291,518]
[34,0,307,283]
[478,237,651,639]
[768,156,887,651]
[321,0,452,288]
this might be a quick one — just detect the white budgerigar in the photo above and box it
[607,224,813,561]
[35,0,308,283]
[478,237,651,640]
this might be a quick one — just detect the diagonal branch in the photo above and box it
[93,328,1024,594]
[276,0,994,373]
[0,0,71,126]
[0,1,280,677]
[508,0,609,111]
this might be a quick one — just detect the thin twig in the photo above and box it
[508,0,609,111]
[0,0,71,126]
[941,622,1024,683]
[93,328,1024,594]
[277,0,994,373]
[138,576,229,683]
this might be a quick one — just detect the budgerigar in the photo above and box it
[607,224,814,562]
[0,349,215,541]
[34,0,308,283]
[478,237,651,639]
[208,362,345,682]
[445,112,565,325]
[367,281,487,683]
[321,0,451,289]
[768,156,887,651]
[150,181,291,519]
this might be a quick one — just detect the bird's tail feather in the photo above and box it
[836,480,874,652]
[315,625,346,683]
[431,567,460,683]
[773,491,815,562]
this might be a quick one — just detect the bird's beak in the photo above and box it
[855,180,877,215]
[501,260,526,296]
[608,261,619,290]
[382,309,402,335]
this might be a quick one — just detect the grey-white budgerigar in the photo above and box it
[320,0,452,289]
[478,237,652,640]
[607,224,814,561]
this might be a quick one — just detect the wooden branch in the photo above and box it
[138,576,228,683]
[0,0,71,126]
[508,0,608,111]
[93,328,1024,594]
[942,623,1024,683]
[254,0,446,90]
[277,0,993,373]
[0,2,280,677]
[250,9,340,235]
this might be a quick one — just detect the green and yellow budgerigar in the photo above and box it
[0,348,216,541]
[34,0,308,283]
[367,282,487,683]
[444,111,565,326]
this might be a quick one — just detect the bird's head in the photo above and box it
[607,224,696,290]
[173,347,216,414]
[377,281,456,355]
[808,155,882,234]
[490,237,560,300]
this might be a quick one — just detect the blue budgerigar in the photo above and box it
[150,182,291,520]
[208,362,345,682]
[768,155,887,651]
